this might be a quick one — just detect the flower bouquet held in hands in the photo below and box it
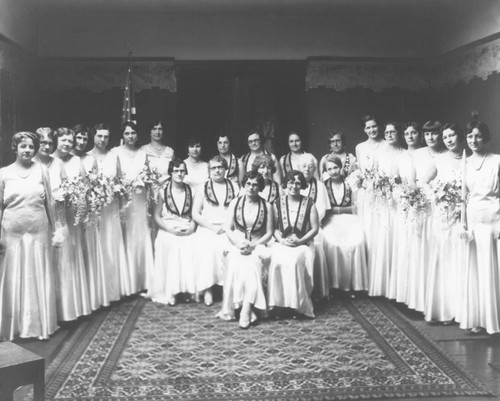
[54,175,89,225]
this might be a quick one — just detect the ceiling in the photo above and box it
[39,0,460,17]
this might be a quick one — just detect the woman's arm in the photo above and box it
[272,154,282,186]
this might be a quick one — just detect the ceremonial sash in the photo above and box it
[325,178,351,207]
[234,196,267,234]
[264,181,280,204]
[283,152,294,176]
[305,178,318,202]
[164,181,193,217]
[204,178,236,206]
[242,150,270,172]
[277,195,312,238]
[342,154,351,177]
[226,153,238,178]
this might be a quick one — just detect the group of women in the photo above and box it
[0,112,498,340]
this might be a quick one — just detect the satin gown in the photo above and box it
[81,154,109,310]
[141,143,174,185]
[0,163,58,341]
[54,156,92,321]
[112,146,154,294]
[460,153,500,334]
[183,158,209,195]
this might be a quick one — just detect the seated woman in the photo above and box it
[147,158,197,305]
[268,170,319,319]
[192,156,239,306]
[251,154,283,204]
[322,156,368,295]
[218,171,274,328]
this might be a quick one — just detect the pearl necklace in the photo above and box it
[472,153,487,171]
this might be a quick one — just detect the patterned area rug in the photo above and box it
[45,297,493,400]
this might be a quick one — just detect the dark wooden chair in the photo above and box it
[0,341,44,401]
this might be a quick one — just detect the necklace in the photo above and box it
[449,151,462,160]
[16,163,33,178]
[472,153,487,170]
[427,147,443,159]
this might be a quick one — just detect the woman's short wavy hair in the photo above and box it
[242,170,265,192]
[167,158,188,176]
[53,127,76,149]
[11,131,40,154]
[285,170,307,190]
[251,154,276,174]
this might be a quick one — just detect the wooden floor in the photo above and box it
[11,297,500,401]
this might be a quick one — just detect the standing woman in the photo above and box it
[147,159,197,305]
[216,135,239,186]
[112,121,154,294]
[460,114,500,335]
[0,132,58,341]
[389,122,423,304]
[72,124,109,311]
[88,123,131,301]
[239,129,282,186]
[218,171,274,328]
[425,123,467,324]
[322,156,368,295]
[354,115,386,253]
[251,154,283,204]
[34,127,64,192]
[183,137,209,194]
[319,130,357,181]
[368,122,404,297]
[141,120,175,186]
[52,127,91,321]
[406,121,444,312]
[268,170,319,319]
[280,130,319,182]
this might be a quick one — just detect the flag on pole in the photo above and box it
[121,51,137,125]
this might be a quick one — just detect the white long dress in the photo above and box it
[219,196,271,319]
[112,146,154,294]
[93,151,131,300]
[425,153,465,323]
[460,153,500,334]
[322,179,368,292]
[183,158,209,195]
[54,156,91,321]
[268,195,316,318]
[0,163,58,341]
[147,182,197,303]
[193,179,237,292]
[300,178,330,299]
[141,143,174,185]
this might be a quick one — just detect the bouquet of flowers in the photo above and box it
[56,175,89,225]
[346,169,363,191]
[430,177,464,227]
[367,168,396,205]
[114,176,135,221]
[86,172,115,222]
[393,181,430,222]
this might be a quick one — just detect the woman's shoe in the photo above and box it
[204,290,213,306]
[167,296,176,306]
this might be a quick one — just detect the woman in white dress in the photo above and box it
[268,170,319,318]
[279,130,319,182]
[354,115,387,257]
[425,123,467,324]
[52,127,91,321]
[192,156,239,306]
[369,122,404,297]
[147,158,197,306]
[183,138,209,194]
[460,114,500,335]
[406,121,444,312]
[112,122,154,294]
[216,134,239,186]
[88,123,131,301]
[72,124,109,311]
[0,132,58,341]
[322,156,368,295]
[319,130,357,181]
[251,154,283,204]
[389,122,423,304]
[298,153,330,300]
[239,129,282,185]
[218,171,274,328]
[140,120,175,186]
[34,128,65,192]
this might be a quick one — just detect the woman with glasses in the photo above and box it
[319,130,357,181]
[267,170,319,319]
[239,128,282,186]
[147,158,197,306]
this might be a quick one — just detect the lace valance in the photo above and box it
[307,37,500,92]
[37,59,177,93]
